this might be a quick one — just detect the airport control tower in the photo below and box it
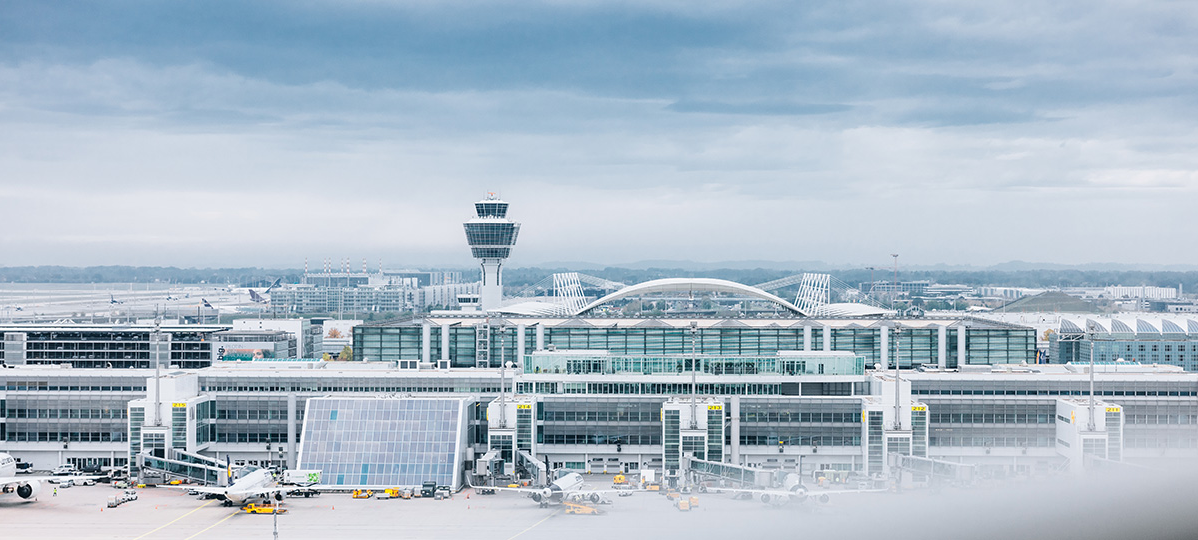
[464,194,521,312]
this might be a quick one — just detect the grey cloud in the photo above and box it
[667,100,852,116]
[0,1,1196,266]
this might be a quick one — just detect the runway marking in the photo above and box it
[130,500,213,540]
[182,509,240,540]
[505,509,560,540]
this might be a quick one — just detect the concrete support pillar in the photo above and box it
[880,325,889,371]
[421,322,431,364]
[517,324,526,369]
[730,396,741,464]
[286,392,297,469]
[440,324,450,362]
[536,324,545,351]
[803,326,812,351]
[822,325,831,352]
[957,326,967,366]
[938,325,947,369]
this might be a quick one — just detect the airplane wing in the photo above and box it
[2,474,102,485]
[164,484,290,497]
[471,484,541,495]
[718,486,886,497]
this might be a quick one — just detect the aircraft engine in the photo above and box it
[789,485,808,503]
[274,492,284,501]
[531,487,551,503]
[17,480,41,500]
[760,493,772,504]
[816,494,831,504]
[590,493,601,503]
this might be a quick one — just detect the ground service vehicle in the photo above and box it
[564,501,603,515]
[283,470,322,485]
[52,465,79,476]
[107,490,138,507]
[421,481,436,497]
[243,503,288,514]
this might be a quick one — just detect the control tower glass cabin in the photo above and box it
[463,196,521,311]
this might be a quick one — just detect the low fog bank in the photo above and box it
[746,467,1198,540]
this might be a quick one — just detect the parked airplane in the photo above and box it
[109,294,124,305]
[170,465,287,506]
[0,453,96,503]
[718,478,884,506]
[483,472,634,507]
[248,290,267,304]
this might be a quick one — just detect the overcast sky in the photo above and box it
[1,1,1195,268]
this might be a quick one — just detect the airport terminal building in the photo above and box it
[2,198,1195,488]
[1,321,1195,486]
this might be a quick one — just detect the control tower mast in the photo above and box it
[463,194,521,312]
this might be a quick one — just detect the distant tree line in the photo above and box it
[0,266,303,286]
[506,267,1198,295]
[5,265,1196,295]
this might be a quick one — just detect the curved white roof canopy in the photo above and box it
[815,303,897,317]
[573,278,808,316]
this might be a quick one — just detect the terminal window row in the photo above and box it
[929,413,1053,424]
[6,430,127,442]
[3,382,146,392]
[4,407,128,419]
[913,388,1196,397]
[928,436,1054,448]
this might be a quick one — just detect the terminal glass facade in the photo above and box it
[355,321,1034,369]
[298,398,465,488]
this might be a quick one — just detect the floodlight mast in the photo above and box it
[1087,322,1096,431]
[893,325,902,431]
[690,321,698,430]
[499,324,508,429]
[153,317,162,427]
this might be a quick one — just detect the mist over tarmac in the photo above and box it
[680,467,1198,540]
[7,467,1196,540]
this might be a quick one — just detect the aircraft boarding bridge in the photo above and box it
[684,457,775,488]
[889,454,976,485]
[137,449,228,486]
[474,448,548,486]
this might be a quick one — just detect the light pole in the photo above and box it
[890,254,899,310]
[498,325,508,429]
[689,321,699,430]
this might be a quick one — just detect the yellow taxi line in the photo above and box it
[129,500,213,540]
[182,509,240,540]
[505,508,560,540]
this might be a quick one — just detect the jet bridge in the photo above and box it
[684,457,774,488]
[518,449,548,486]
[474,449,548,486]
[889,454,976,485]
[137,449,227,485]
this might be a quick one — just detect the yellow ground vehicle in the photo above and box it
[564,501,604,515]
[665,490,680,500]
[612,474,628,485]
[243,503,288,514]
[687,496,699,508]
[351,489,374,499]
[675,499,691,511]
[645,483,660,491]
